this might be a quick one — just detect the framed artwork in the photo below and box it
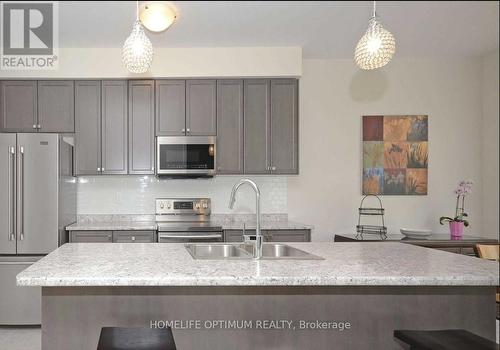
[362,115,428,195]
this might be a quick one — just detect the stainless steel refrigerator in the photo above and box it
[0,133,76,325]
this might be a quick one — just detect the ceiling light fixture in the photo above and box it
[139,2,177,32]
[122,0,154,73]
[354,1,396,70]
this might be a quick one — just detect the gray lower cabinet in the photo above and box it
[128,80,155,174]
[186,80,217,136]
[156,80,186,136]
[224,229,310,242]
[37,80,75,132]
[70,231,113,243]
[75,81,101,175]
[101,80,128,174]
[112,231,156,243]
[216,80,244,174]
[244,80,271,174]
[270,79,298,174]
[0,80,38,132]
[265,229,310,242]
[224,229,256,242]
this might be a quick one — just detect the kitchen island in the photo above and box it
[17,242,499,350]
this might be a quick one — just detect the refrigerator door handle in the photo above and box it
[8,146,15,241]
[18,146,24,241]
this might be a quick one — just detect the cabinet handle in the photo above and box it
[181,128,185,133]
[131,236,136,241]
[186,128,190,133]
[271,166,276,171]
[32,124,37,129]
[7,146,15,241]
[97,167,101,172]
[37,124,41,129]
[102,168,105,172]
[18,146,24,241]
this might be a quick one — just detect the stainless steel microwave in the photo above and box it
[156,136,216,176]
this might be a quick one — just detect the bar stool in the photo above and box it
[97,327,177,350]
[394,329,497,350]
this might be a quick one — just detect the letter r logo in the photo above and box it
[2,2,53,55]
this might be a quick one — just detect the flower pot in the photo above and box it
[449,221,464,238]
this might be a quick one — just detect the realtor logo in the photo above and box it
[1,1,59,70]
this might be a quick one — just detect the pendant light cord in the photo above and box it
[373,0,377,18]
[136,0,139,21]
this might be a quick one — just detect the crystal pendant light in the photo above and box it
[122,1,154,73]
[354,1,396,70]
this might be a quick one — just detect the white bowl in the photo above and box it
[400,228,432,238]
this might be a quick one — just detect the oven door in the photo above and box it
[158,231,223,243]
[156,136,216,175]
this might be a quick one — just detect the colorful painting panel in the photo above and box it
[363,116,384,141]
[363,168,384,195]
[363,142,384,168]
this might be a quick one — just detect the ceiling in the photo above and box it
[59,1,499,58]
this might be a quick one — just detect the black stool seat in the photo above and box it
[394,329,497,350]
[97,327,177,350]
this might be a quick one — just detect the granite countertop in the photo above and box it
[66,218,312,231]
[66,221,158,231]
[17,242,499,287]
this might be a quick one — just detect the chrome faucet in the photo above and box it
[228,179,262,259]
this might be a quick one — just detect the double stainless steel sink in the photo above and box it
[185,243,323,260]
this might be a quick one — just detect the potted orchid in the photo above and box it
[439,180,473,238]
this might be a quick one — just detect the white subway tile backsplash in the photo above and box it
[77,175,288,214]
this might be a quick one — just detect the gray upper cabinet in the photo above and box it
[37,80,75,132]
[0,81,37,132]
[244,80,270,174]
[270,79,298,174]
[216,80,244,174]
[75,81,101,175]
[129,80,155,174]
[156,80,185,136]
[186,80,216,136]
[101,80,128,175]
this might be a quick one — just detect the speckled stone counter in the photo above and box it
[65,221,158,231]
[65,214,312,231]
[17,242,498,287]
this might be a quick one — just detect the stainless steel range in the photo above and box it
[156,198,223,243]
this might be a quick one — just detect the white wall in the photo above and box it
[0,47,302,78]
[288,58,487,241]
[481,50,500,237]
[77,176,287,215]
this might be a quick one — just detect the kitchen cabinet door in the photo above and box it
[216,80,244,174]
[37,80,75,132]
[270,79,298,174]
[0,81,37,132]
[101,80,128,174]
[156,80,186,136]
[266,230,311,242]
[70,231,112,243]
[186,80,216,136]
[75,81,101,175]
[112,231,156,243]
[244,79,271,174]
[128,80,155,174]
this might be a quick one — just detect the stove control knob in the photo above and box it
[202,202,208,209]
[160,203,164,209]
[195,203,201,209]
